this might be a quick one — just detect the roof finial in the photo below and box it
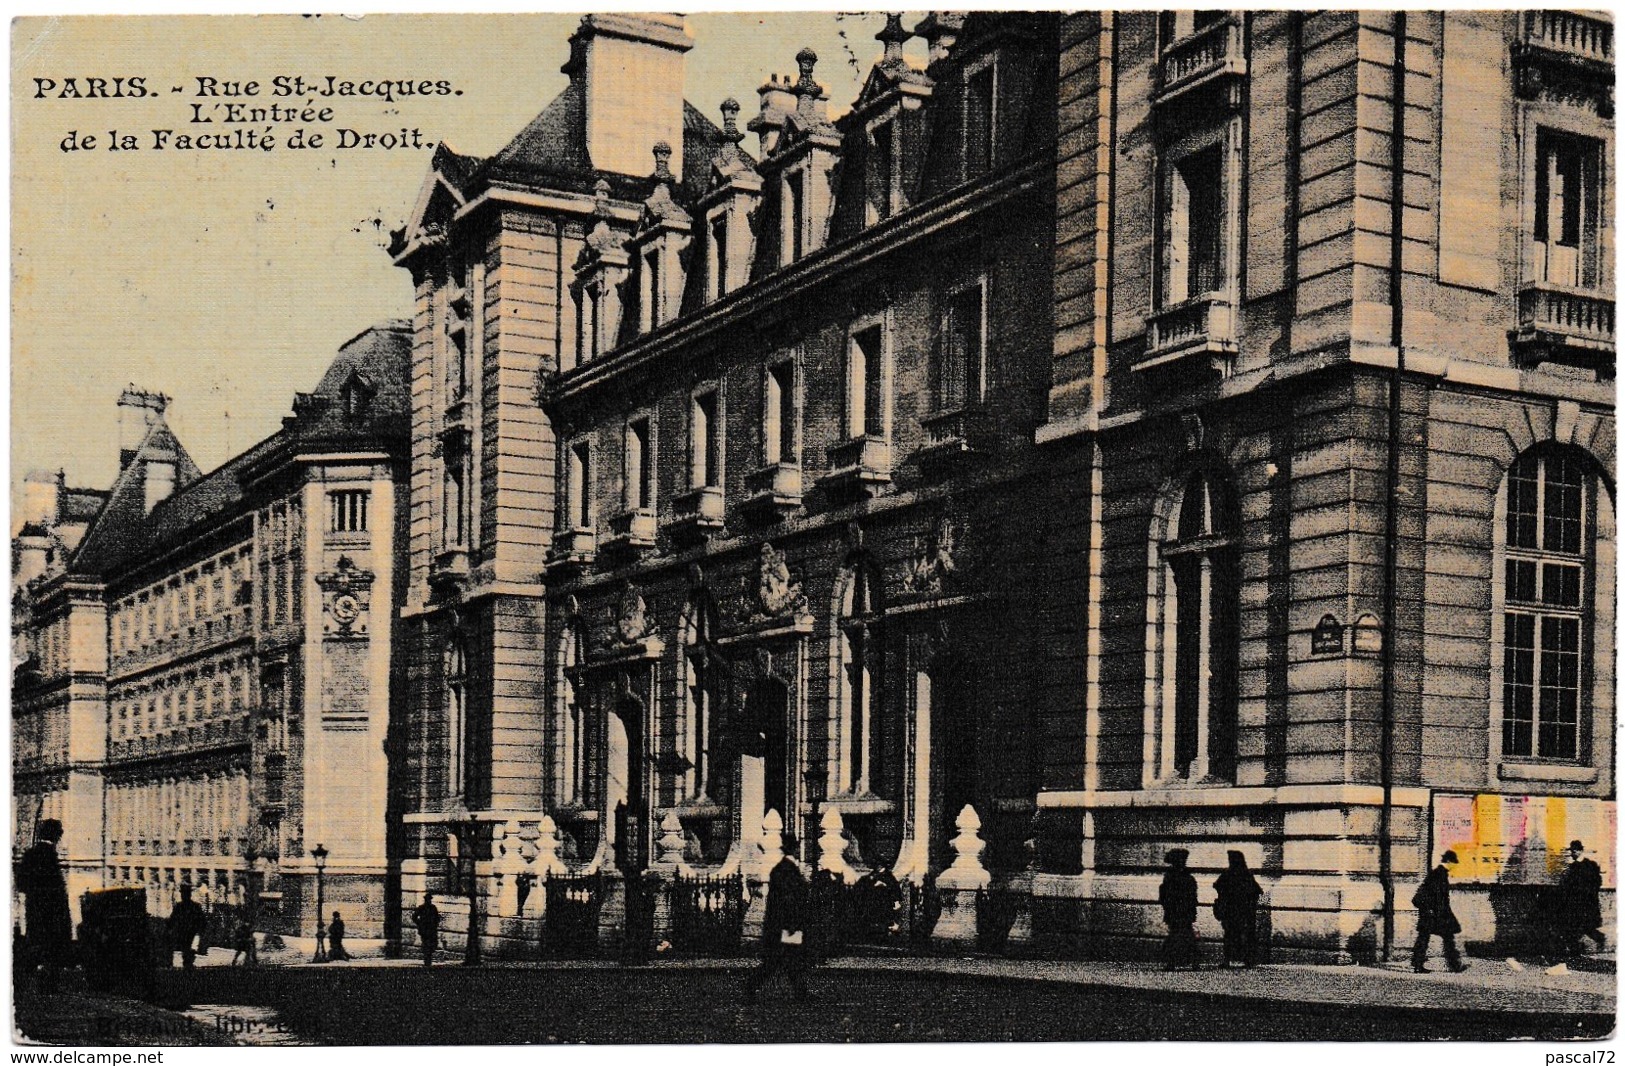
[795,47,819,93]
[593,177,613,218]
[877,13,908,66]
[651,141,674,182]
[720,98,743,144]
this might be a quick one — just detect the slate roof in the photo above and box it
[68,321,410,582]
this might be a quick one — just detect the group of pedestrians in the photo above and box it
[1159,840,1609,975]
[12,815,1613,994]
[1159,849,1263,970]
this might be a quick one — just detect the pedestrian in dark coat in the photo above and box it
[1159,848,1201,971]
[1557,840,1606,957]
[744,835,811,1002]
[1213,850,1263,968]
[230,905,257,968]
[327,911,351,961]
[1411,850,1467,973]
[411,894,441,967]
[17,819,73,991]
[167,884,207,970]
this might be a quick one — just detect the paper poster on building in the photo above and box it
[1434,793,1616,889]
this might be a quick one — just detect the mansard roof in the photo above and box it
[69,321,410,582]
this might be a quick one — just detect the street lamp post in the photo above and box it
[311,843,329,963]
[447,807,481,966]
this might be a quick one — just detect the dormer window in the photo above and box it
[643,249,664,331]
[709,214,730,301]
[783,169,807,265]
[341,372,373,420]
[575,285,603,365]
[867,119,899,224]
[964,60,996,180]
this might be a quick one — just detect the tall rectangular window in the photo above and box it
[691,390,721,489]
[444,462,467,547]
[965,64,996,179]
[939,284,985,411]
[710,215,729,300]
[1534,130,1602,288]
[1165,145,1224,304]
[1503,450,1589,761]
[764,361,797,465]
[626,418,653,510]
[328,490,370,534]
[568,441,592,529]
[847,325,886,439]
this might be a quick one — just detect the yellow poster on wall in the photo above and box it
[1432,793,1615,888]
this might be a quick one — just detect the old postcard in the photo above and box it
[9,10,1616,1054]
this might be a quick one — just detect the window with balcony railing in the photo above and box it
[937,283,986,412]
[1165,145,1224,305]
[846,325,887,440]
[764,360,798,466]
[568,440,593,529]
[625,417,654,512]
[1533,129,1603,290]
[691,389,722,490]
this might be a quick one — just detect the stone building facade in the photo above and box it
[13,11,1614,963]
[11,325,410,938]
[388,11,1072,951]
[1034,10,1615,957]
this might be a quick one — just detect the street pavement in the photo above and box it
[227,936,1617,1020]
[16,939,1614,1045]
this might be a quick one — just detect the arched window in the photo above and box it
[835,562,882,795]
[1148,466,1239,784]
[1496,447,1613,764]
[445,638,468,803]
[680,590,721,800]
[555,621,586,806]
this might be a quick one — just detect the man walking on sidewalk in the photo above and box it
[744,833,811,1003]
[1557,840,1606,958]
[1412,850,1467,973]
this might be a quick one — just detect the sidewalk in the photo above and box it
[205,939,1617,1022]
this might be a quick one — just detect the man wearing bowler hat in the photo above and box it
[1411,849,1467,973]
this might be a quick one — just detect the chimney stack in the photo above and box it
[22,469,62,529]
[749,73,796,156]
[117,386,169,468]
[564,14,694,179]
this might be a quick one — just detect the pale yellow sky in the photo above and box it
[11,12,921,510]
